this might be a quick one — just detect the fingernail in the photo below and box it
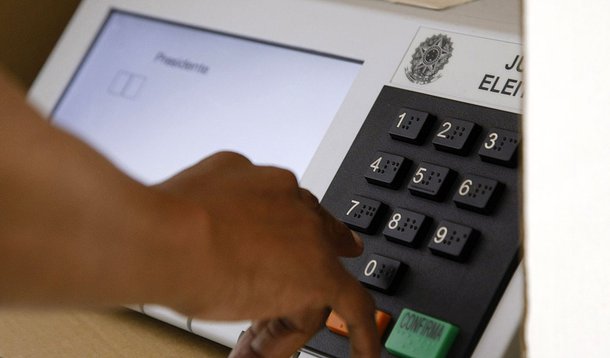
[352,232,364,249]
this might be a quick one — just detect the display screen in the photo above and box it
[53,11,362,184]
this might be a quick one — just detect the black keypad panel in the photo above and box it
[453,174,502,214]
[388,107,432,144]
[383,208,429,247]
[432,118,478,155]
[428,221,478,261]
[365,151,409,188]
[308,87,521,358]
[478,128,520,166]
[358,254,406,293]
[341,195,385,234]
[407,162,453,201]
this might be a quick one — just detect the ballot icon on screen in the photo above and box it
[108,70,146,99]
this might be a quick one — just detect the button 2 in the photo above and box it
[407,162,454,201]
[341,196,385,234]
[453,174,502,214]
[388,108,432,144]
[428,221,478,261]
[432,118,478,155]
[365,151,409,188]
[358,254,405,293]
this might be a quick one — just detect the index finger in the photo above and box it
[329,264,381,357]
[299,188,364,257]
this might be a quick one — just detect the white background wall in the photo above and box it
[525,1,610,356]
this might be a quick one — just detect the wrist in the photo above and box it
[128,188,214,313]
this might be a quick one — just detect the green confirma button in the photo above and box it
[385,308,459,358]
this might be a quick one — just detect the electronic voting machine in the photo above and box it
[29,0,524,356]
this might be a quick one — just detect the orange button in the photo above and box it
[326,310,392,337]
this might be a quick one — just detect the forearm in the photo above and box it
[0,70,210,308]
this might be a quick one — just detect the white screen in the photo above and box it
[53,11,361,185]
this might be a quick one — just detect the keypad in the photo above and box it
[308,87,521,358]
[407,162,453,201]
[478,128,520,166]
[453,174,502,213]
[428,221,477,261]
[383,208,429,247]
[432,118,478,155]
[365,151,409,188]
[358,254,405,293]
[341,195,385,233]
[388,107,432,144]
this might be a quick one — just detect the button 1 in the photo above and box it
[389,108,432,144]
[358,254,405,293]
[407,162,454,201]
[385,308,459,358]
[383,208,430,247]
[432,118,478,155]
[365,151,410,188]
[326,310,392,338]
[428,221,478,261]
[453,174,502,214]
[341,196,385,234]
[478,128,520,166]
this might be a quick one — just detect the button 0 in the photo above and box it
[385,308,459,358]
[326,310,392,338]
[358,254,406,293]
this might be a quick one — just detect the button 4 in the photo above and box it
[365,151,409,188]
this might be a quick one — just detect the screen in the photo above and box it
[53,11,362,185]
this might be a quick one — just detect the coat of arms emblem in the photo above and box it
[406,34,453,85]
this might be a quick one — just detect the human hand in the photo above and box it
[155,152,380,357]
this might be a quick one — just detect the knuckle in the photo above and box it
[211,151,251,164]
[269,168,299,188]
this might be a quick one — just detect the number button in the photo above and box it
[341,195,386,234]
[453,174,502,214]
[478,128,520,166]
[383,208,430,247]
[358,254,406,293]
[388,108,432,144]
[365,151,409,188]
[428,221,478,261]
[407,162,454,201]
[432,118,478,155]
